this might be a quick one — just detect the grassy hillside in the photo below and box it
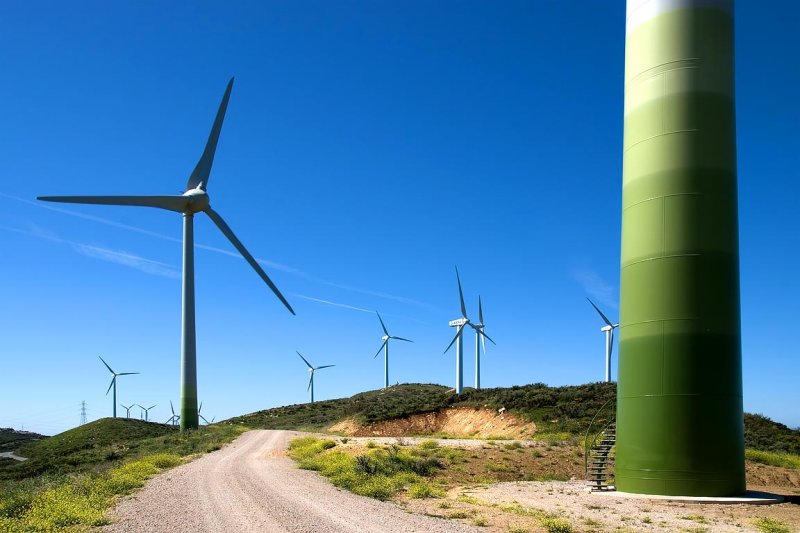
[0,429,45,453]
[228,382,799,454]
[227,382,617,435]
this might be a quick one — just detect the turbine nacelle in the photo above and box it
[449,317,469,327]
[181,187,210,213]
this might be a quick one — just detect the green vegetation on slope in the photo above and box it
[745,413,800,455]
[287,437,447,500]
[0,418,246,531]
[227,382,616,435]
[0,429,46,453]
[228,382,800,454]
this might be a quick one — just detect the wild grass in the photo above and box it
[753,517,792,533]
[288,437,447,500]
[0,453,182,531]
[745,449,800,470]
[0,420,245,532]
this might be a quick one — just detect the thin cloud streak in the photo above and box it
[572,267,617,311]
[4,192,427,306]
[1,224,180,279]
[292,294,373,314]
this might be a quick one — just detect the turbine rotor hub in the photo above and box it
[182,188,210,213]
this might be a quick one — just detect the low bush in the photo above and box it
[745,449,800,470]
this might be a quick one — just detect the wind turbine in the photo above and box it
[99,356,139,418]
[166,400,180,426]
[137,404,156,422]
[587,298,619,383]
[297,352,334,403]
[444,267,471,394]
[373,311,412,389]
[120,403,135,419]
[198,402,214,425]
[39,78,295,431]
[470,296,496,390]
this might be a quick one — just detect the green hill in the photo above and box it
[227,382,799,454]
[0,428,46,453]
[227,382,618,435]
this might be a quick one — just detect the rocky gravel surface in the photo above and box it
[103,430,480,533]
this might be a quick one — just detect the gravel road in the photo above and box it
[104,429,480,533]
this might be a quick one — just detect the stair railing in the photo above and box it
[583,398,615,475]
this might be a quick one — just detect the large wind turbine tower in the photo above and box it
[618,0,743,496]
[39,79,295,431]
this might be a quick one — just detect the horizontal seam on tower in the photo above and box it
[621,253,702,267]
[624,129,700,153]
[619,317,701,328]
[622,192,700,211]
[626,58,699,86]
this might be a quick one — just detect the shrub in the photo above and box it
[753,517,791,533]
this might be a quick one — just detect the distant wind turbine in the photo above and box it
[166,400,180,426]
[444,267,471,394]
[198,402,214,425]
[99,356,138,418]
[120,403,135,419]
[137,404,156,422]
[470,296,496,390]
[39,78,295,431]
[297,352,334,403]
[587,298,619,382]
[373,311,412,389]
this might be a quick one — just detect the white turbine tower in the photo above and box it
[373,311,413,389]
[297,352,334,403]
[587,298,619,383]
[99,356,138,418]
[444,267,471,394]
[39,78,295,431]
[469,296,496,390]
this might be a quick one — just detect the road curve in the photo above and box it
[104,430,479,533]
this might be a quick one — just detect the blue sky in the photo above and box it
[1,1,797,435]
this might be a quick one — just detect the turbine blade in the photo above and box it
[609,329,615,355]
[148,405,156,410]
[481,331,486,353]
[200,415,210,424]
[297,351,313,369]
[307,374,313,391]
[117,372,139,376]
[587,298,614,327]
[198,401,203,413]
[376,311,389,336]
[374,339,388,358]
[186,77,234,191]
[316,365,335,370]
[391,336,413,343]
[443,324,464,354]
[99,356,114,374]
[478,296,484,325]
[105,377,115,395]
[38,195,188,213]
[170,400,175,415]
[481,330,497,345]
[455,266,467,318]
[204,207,295,315]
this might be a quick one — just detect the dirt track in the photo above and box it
[103,430,479,533]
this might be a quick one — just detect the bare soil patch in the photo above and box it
[329,407,536,438]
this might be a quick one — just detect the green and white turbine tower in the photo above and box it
[617,0,743,496]
[40,79,295,431]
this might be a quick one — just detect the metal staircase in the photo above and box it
[584,399,616,491]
